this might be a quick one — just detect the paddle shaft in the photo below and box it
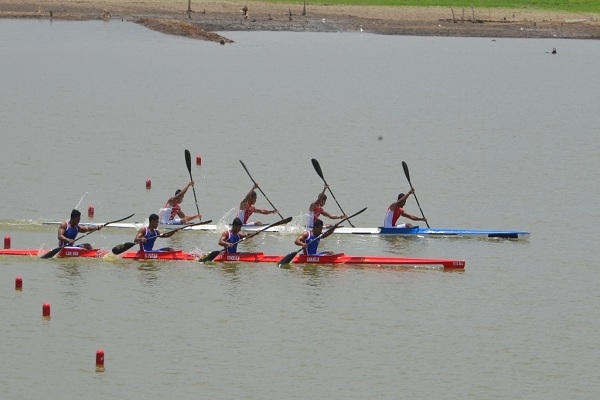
[311,158,355,228]
[402,161,430,228]
[239,160,284,219]
[185,149,201,217]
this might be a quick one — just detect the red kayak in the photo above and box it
[120,250,199,261]
[1,249,464,270]
[212,252,465,270]
[0,247,108,258]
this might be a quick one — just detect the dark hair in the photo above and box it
[70,209,81,219]
[397,193,405,200]
[314,219,324,228]
[149,213,159,222]
[175,189,182,195]
[232,217,243,226]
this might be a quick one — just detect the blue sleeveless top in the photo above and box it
[59,221,79,246]
[140,227,159,251]
[305,231,321,255]
[226,230,241,253]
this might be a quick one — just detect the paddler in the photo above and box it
[295,219,335,256]
[159,180,201,225]
[218,218,253,254]
[307,184,345,228]
[135,213,176,251]
[383,188,427,228]
[236,183,278,226]
[57,209,101,250]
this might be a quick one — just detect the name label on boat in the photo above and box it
[306,257,320,262]
[225,255,240,261]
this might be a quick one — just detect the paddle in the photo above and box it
[200,216,293,262]
[311,158,355,228]
[184,149,201,217]
[401,161,430,228]
[239,159,284,219]
[41,213,135,259]
[111,220,212,255]
[277,207,367,267]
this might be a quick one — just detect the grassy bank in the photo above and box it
[263,0,599,13]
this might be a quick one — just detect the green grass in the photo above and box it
[259,0,600,13]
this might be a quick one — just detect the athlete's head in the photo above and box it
[70,209,81,220]
[232,218,243,227]
[149,213,159,222]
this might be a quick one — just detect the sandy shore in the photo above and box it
[1,0,599,43]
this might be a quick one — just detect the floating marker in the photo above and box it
[96,349,105,372]
[196,156,202,166]
[4,236,10,249]
[146,178,152,190]
[15,276,22,291]
[88,205,95,218]
[42,302,51,318]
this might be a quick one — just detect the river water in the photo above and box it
[0,19,599,399]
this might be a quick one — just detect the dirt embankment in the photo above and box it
[1,0,599,43]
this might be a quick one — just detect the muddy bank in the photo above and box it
[1,1,599,43]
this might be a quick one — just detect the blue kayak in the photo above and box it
[332,226,529,238]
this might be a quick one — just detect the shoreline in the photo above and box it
[1,1,599,42]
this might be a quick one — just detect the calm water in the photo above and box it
[1,19,599,399]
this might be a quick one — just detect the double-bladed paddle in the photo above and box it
[111,220,213,255]
[199,216,293,262]
[277,207,367,267]
[239,159,284,219]
[311,158,355,228]
[185,149,201,217]
[401,161,430,228]
[41,213,135,259]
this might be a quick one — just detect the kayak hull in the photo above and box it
[43,221,528,238]
[213,252,465,270]
[0,247,107,258]
[0,249,464,269]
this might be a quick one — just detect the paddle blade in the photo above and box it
[277,250,299,267]
[402,161,411,183]
[311,158,325,181]
[200,250,221,263]
[40,246,62,259]
[185,149,192,173]
[112,242,137,255]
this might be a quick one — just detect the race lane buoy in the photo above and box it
[196,156,202,166]
[96,349,105,372]
[4,235,10,249]
[42,302,51,318]
[15,276,22,291]
[146,178,152,190]
[88,205,95,218]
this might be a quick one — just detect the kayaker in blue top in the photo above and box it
[218,218,252,254]
[295,219,335,255]
[58,209,101,249]
[135,213,176,252]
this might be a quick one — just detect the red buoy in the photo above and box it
[146,178,152,190]
[96,349,105,372]
[15,276,23,291]
[88,205,95,218]
[42,302,51,318]
[4,235,10,249]
[196,156,202,166]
